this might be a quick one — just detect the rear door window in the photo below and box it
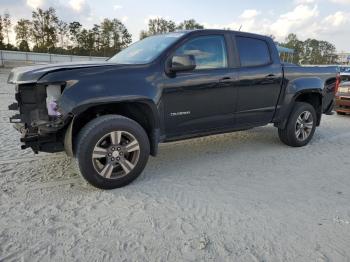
[236,36,271,67]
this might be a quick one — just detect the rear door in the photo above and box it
[234,35,283,126]
[162,34,239,137]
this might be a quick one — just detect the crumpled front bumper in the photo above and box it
[8,103,68,154]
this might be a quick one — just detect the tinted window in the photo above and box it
[175,35,228,70]
[236,36,271,67]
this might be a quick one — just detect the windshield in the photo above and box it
[109,33,185,64]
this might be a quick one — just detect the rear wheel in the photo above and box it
[76,115,150,189]
[278,102,317,147]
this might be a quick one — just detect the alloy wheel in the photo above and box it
[295,111,314,142]
[92,131,140,179]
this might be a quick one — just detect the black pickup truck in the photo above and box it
[8,30,338,189]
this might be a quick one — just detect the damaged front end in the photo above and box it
[7,61,116,154]
[9,82,72,154]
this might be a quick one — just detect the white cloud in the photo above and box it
[295,0,350,5]
[26,0,44,9]
[113,4,123,10]
[270,5,319,38]
[69,0,85,12]
[202,4,350,48]
[25,0,91,15]
[324,11,349,26]
[294,0,315,4]
[239,9,260,19]
[329,0,350,4]
[121,16,128,23]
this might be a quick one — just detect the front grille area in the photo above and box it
[9,84,67,153]
[14,84,49,127]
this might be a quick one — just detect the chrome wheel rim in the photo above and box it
[92,131,140,179]
[295,111,314,141]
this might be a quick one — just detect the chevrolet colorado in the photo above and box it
[8,30,338,189]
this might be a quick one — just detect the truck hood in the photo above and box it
[7,61,117,84]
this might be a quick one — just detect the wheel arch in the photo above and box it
[294,91,323,125]
[274,89,323,129]
[64,99,161,157]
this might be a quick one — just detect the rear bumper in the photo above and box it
[335,96,350,113]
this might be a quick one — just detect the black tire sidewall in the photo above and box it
[76,115,150,189]
[285,102,317,147]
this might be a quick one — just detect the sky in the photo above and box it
[1,0,350,52]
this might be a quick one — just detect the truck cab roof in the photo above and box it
[172,29,273,41]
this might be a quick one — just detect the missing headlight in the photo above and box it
[46,85,62,118]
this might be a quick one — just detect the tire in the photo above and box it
[76,115,150,189]
[278,102,317,147]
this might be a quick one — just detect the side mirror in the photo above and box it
[169,55,196,73]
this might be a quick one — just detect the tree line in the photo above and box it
[0,8,132,57]
[0,8,338,63]
[279,33,337,65]
[0,8,204,57]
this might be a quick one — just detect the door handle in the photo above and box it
[219,77,232,83]
[265,74,276,79]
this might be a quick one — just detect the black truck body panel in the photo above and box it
[7,29,338,154]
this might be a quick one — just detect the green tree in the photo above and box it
[1,7,135,55]
[31,8,59,52]
[0,16,4,48]
[281,33,304,64]
[177,19,204,30]
[319,40,337,64]
[100,18,114,54]
[111,18,132,51]
[15,19,32,51]
[99,18,132,56]
[3,11,11,45]
[57,20,68,49]
[140,18,176,39]
[139,30,148,40]
[76,28,95,55]
[92,24,101,52]
[69,21,82,50]
[282,34,337,65]
[302,38,336,64]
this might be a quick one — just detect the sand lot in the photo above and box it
[0,67,350,262]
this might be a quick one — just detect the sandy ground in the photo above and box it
[0,67,350,262]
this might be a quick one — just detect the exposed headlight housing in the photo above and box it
[46,85,62,117]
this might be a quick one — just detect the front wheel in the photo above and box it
[76,115,150,189]
[278,102,317,147]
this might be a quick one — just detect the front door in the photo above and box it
[162,35,239,137]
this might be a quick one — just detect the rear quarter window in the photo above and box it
[236,36,271,67]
